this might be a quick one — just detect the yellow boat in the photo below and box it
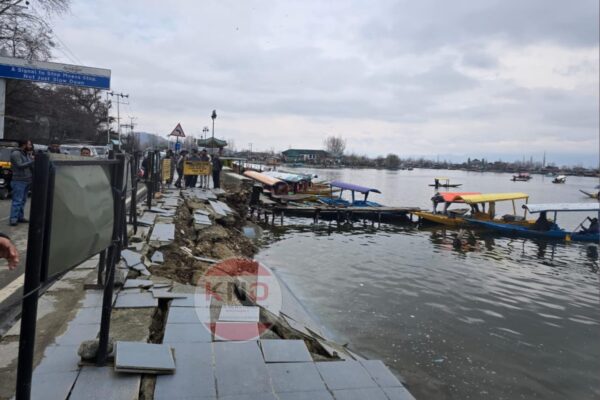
[416,192,534,227]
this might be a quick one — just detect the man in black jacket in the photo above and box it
[211,148,223,189]
[9,140,33,226]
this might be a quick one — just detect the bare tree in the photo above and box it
[323,135,346,157]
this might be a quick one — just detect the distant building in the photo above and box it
[281,149,329,164]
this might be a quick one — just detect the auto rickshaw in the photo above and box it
[0,140,19,199]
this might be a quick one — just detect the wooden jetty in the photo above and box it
[249,196,420,225]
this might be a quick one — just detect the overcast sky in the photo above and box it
[50,0,599,165]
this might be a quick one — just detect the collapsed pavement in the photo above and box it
[0,178,415,400]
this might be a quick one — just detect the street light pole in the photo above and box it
[202,126,209,149]
[211,110,217,155]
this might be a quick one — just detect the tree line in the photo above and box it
[0,0,114,145]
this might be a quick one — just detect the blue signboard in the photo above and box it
[175,142,182,151]
[0,56,111,90]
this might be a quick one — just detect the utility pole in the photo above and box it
[108,91,129,150]
[249,142,252,159]
[211,110,217,155]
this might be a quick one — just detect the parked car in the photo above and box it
[93,145,110,158]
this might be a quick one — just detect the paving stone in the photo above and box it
[260,340,313,363]
[138,212,157,226]
[80,291,106,308]
[213,322,260,341]
[209,200,227,216]
[55,323,99,346]
[213,341,271,396]
[276,391,334,400]
[151,289,188,299]
[115,342,175,373]
[332,388,389,400]
[29,371,78,400]
[167,306,211,324]
[154,342,216,399]
[170,293,212,308]
[72,307,103,324]
[359,360,402,388]
[151,251,165,263]
[121,249,143,267]
[316,361,377,390]
[123,279,154,289]
[219,393,277,400]
[267,362,327,393]
[381,386,416,400]
[69,366,140,399]
[219,306,260,322]
[163,323,213,343]
[33,345,79,374]
[150,223,175,242]
[114,292,158,308]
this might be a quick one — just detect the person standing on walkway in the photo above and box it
[211,148,223,189]
[185,149,201,188]
[199,149,210,188]
[165,149,176,186]
[174,150,187,188]
[9,140,33,226]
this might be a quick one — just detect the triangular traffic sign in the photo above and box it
[169,123,186,137]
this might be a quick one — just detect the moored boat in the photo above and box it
[243,170,289,195]
[416,192,534,227]
[552,175,567,184]
[579,189,600,200]
[429,177,462,188]
[512,172,532,182]
[415,192,480,227]
[468,203,600,242]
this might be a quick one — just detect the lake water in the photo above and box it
[255,168,600,400]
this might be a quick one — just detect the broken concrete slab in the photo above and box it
[209,200,227,217]
[315,361,377,390]
[219,306,260,322]
[149,223,175,243]
[137,212,157,226]
[122,279,154,289]
[260,340,313,363]
[170,293,212,308]
[121,249,143,267]
[267,362,327,393]
[151,289,188,299]
[71,307,103,325]
[115,341,175,374]
[69,366,141,400]
[151,251,164,264]
[114,292,158,308]
[213,341,271,396]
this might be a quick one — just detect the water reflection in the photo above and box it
[257,217,600,400]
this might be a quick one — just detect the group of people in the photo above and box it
[166,148,223,189]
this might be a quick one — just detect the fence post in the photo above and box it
[146,154,153,210]
[15,153,51,400]
[96,155,125,366]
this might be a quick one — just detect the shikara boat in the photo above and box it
[511,172,532,182]
[318,180,383,207]
[468,203,600,242]
[429,177,462,188]
[579,189,600,200]
[243,170,289,195]
[414,192,480,227]
[552,175,567,184]
[416,192,533,227]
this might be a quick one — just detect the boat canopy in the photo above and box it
[523,203,600,213]
[555,175,567,180]
[434,177,450,181]
[439,192,480,202]
[263,171,307,183]
[330,180,381,194]
[457,192,529,204]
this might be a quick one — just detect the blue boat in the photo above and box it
[318,180,383,207]
[467,203,600,242]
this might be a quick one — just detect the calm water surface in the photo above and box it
[256,168,600,400]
